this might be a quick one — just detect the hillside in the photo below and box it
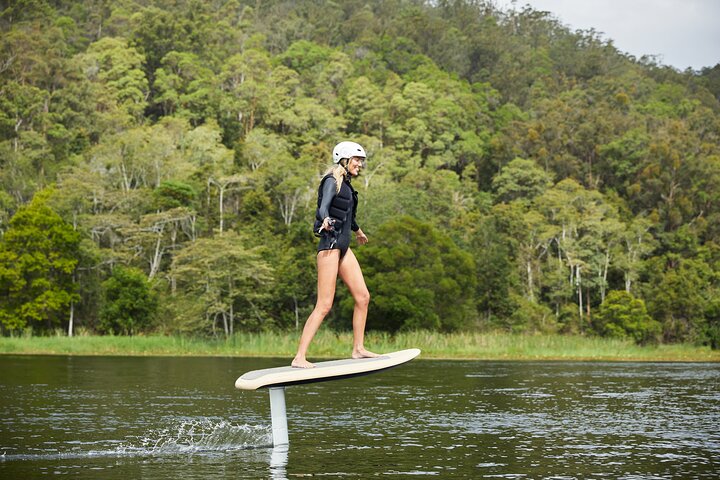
[1,0,719,348]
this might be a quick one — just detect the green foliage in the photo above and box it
[353,216,476,332]
[1,0,719,344]
[152,181,197,210]
[506,293,555,333]
[492,157,553,203]
[81,37,149,124]
[170,231,274,336]
[593,290,660,345]
[99,267,158,335]
[472,219,517,324]
[0,188,80,333]
[641,256,714,343]
[705,299,720,350]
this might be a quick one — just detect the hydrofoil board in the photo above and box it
[235,348,420,390]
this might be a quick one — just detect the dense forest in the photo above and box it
[1,0,719,347]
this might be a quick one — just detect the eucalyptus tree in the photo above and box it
[122,207,197,280]
[490,158,553,306]
[491,157,553,203]
[79,36,149,126]
[219,48,274,137]
[0,81,51,202]
[615,217,656,294]
[534,178,624,324]
[88,126,158,193]
[153,51,218,125]
[180,121,234,231]
[170,231,274,337]
[344,76,386,136]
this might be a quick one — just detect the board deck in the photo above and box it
[235,348,421,390]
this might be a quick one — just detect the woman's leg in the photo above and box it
[338,248,379,358]
[292,249,341,368]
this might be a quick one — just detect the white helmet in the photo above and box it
[332,141,366,164]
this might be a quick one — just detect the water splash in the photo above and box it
[123,418,273,455]
[1,419,272,461]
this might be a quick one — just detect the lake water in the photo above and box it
[1,355,718,479]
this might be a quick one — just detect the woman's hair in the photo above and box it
[323,161,347,193]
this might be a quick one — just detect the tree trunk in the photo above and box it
[148,227,164,280]
[229,303,234,336]
[526,260,534,301]
[601,249,610,302]
[68,301,74,337]
[293,295,299,331]
[577,265,583,330]
[586,286,591,319]
[218,185,225,233]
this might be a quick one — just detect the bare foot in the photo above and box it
[291,357,315,368]
[352,348,380,359]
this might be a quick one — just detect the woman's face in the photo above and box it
[347,156,365,176]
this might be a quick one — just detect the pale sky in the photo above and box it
[495,0,720,71]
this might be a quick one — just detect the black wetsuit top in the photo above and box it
[315,175,359,257]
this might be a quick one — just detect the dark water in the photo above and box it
[0,356,718,479]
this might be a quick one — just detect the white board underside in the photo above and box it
[235,348,421,390]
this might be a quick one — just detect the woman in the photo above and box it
[291,141,379,368]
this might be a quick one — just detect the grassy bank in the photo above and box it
[1,330,718,361]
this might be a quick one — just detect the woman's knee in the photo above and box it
[314,299,334,317]
[355,289,370,308]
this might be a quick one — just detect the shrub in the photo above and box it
[346,216,476,332]
[593,290,661,345]
[99,267,158,335]
[507,293,556,333]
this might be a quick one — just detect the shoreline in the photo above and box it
[1,331,718,362]
[2,352,717,363]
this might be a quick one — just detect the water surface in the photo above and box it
[1,355,718,478]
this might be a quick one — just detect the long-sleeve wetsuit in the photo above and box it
[316,175,358,257]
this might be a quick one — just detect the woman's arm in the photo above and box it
[317,177,337,231]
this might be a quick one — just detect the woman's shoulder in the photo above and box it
[319,175,337,196]
[320,174,337,187]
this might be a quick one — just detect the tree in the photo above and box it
[170,231,274,336]
[120,207,197,280]
[219,48,274,136]
[492,157,553,203]
[534,179,622,325]
[80,37,149,125]
[99,266,158,335]
[641,255,713,343]
[1,0,719,343]
[469,213,518,327]
[153,51,218,124]
[352,216,476,332]
[0,188,80,333]
[593,290,660,345]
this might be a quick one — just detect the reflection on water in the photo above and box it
[0,356,718,478]
[269,445,288,480]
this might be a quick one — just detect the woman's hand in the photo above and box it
[355,229,368,245]
[322,217,334,231]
